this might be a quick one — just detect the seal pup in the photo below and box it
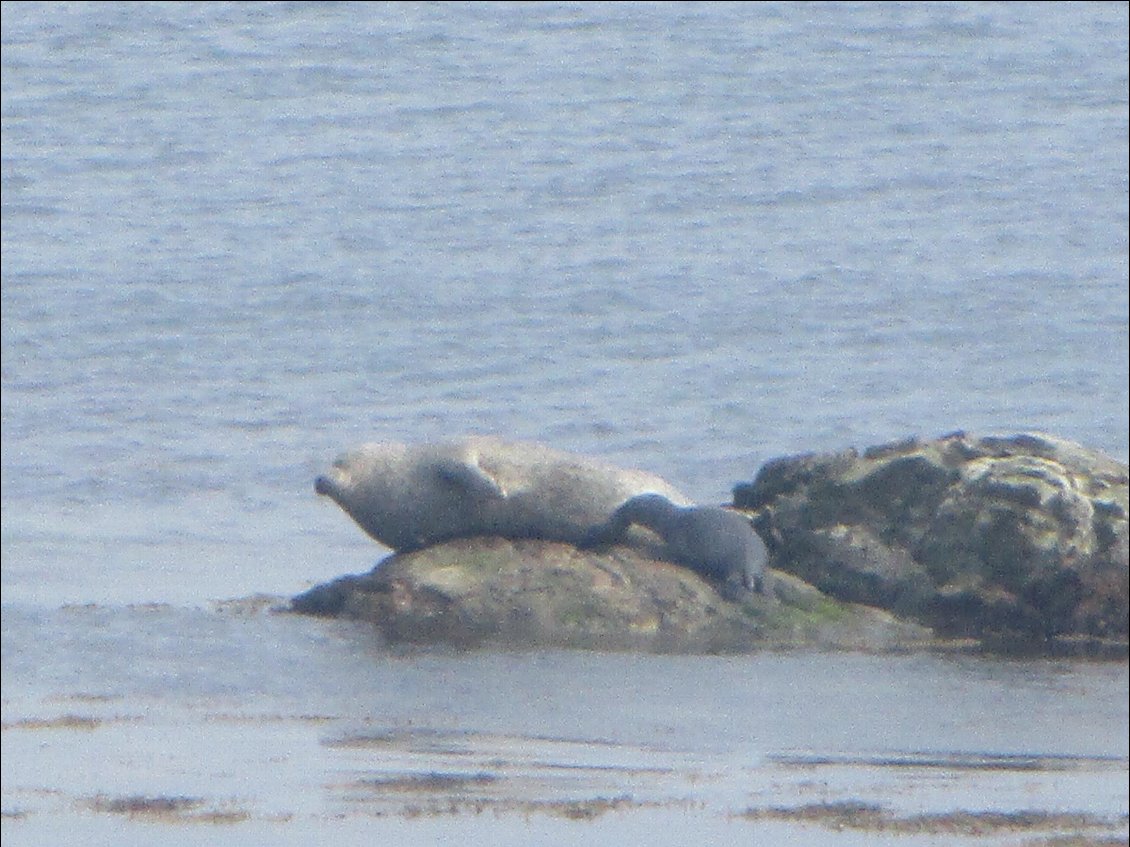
[315,436,692,551]
[580,493,768,596]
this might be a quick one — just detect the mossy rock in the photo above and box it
[293,537,928,654]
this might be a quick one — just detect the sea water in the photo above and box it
[2,3,1127,844]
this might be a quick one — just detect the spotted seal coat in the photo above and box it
[315,436,692,551]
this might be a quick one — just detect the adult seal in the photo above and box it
[314,436,692,551]
[580,493,769,596]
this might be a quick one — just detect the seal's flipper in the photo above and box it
[435,457,506,500]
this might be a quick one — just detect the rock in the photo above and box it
[733,432,1129,648]
[292,537,929,654]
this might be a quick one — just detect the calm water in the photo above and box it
[2,2,1127,844]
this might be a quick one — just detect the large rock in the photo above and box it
[733,432,1128,648]
[292,537,928,653]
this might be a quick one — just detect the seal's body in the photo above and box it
[582,493,768,595]
[315,436,691,551]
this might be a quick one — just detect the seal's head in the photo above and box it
[314,446,385,502]
[314,473,336,497]
[314,443,424,549]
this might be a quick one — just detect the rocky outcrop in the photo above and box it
[292,537,929,654]
[733,432,1128,648]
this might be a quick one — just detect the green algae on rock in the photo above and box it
[292,537,927,653]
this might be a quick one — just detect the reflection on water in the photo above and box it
[2,602,1127,845]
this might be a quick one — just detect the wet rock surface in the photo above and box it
[293,537,929,653]
[733,432,1128,649]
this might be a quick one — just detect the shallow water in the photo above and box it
[3,603,1127,845]
[2,2,1127,844]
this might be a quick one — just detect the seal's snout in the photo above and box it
[315,475,334,496]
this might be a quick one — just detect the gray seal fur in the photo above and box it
[315,436,692,551]
[581,493,768,595]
